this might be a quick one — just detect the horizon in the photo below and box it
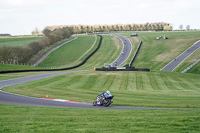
[1,0,200,35]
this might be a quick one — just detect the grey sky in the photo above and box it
[1,0,200,35]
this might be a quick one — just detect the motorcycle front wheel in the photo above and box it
[93,101,97,106]
[103,99,111,107]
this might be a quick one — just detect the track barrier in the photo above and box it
[129,41,142,67]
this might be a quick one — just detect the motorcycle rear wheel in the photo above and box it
[103,99,111,107]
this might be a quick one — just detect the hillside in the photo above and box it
[117,31,200,72]
[38,35,97,68]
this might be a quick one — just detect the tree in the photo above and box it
[164,25,173,31]
[186,25,190,30]
[31,27,40,36]
[179,25,183,30]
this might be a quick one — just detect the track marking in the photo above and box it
[41,97,80,103]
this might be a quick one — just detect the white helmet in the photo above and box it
[106,90,110,94]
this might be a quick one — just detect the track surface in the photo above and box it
[161,40,200,71]
[111,35,132,67]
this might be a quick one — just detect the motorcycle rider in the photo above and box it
[97,91,111,104]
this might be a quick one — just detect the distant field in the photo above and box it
[38,35,123,69]
[0,104,199,133]
[117,31,200,72]
[0,36,41,47]
[0,63,38,71]
[38,35,96,67]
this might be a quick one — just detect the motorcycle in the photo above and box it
[93,93,114,107]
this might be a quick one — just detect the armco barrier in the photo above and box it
[0,35,102,74]
[129,41,142,67]
[96,67,150,72]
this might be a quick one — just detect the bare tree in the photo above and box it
[179,25,183,30]
[186,25,190,30]
[31,27,40,36]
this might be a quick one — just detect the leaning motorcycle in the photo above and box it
[93,94,114,107]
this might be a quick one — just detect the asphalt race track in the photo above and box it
[161,40,200,71]
[111,35,132,67]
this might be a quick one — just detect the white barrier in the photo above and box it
[182,59,200,73]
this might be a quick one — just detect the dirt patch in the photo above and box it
[155,52,179,62]
[154,39,194,62]
[112,37,121,49]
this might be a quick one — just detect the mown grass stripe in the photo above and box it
[155,74,169,90]
[187,78,200,89]
[142,73,154,90]
[166,76,184,90]
[126,72,135,91]
[136,73,144,90]
[176,77,198,91]
[148,73,160,90]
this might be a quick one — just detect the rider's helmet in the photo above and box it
[106,90,110,94]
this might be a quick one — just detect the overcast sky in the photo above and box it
[1,0,200,35]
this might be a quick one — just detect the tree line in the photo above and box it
[43,22,172,34]
[0,27,73,65]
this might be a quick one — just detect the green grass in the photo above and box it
[3,71,200,108]
[38,35,122,69]
[0,63,38,71]
[0,104,200,133]
[77,35,123,69]
[187,63,200,74]
[38,35,96,67]
[117,31,200,72]
[0,36,41,47]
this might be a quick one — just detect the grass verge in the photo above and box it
[0,104,199,133]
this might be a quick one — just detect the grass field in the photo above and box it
[0,104,199,133]
[75,35,123,69]
[38,35,96,67]
[0,36,41,47]
[38,35,123,69]
[0,63,38,71]
[117,31,200,72]
[187,63,200,74]
[3,70,200,108]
